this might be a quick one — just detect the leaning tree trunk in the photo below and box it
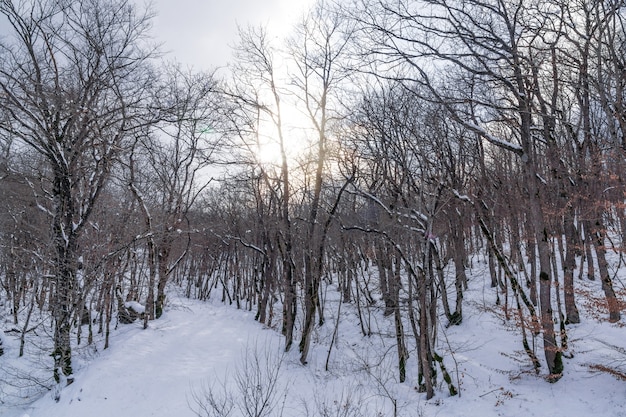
[299,125,326,364]
[590,216,622,322]
[515,57,562,378]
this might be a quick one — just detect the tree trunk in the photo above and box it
[299,250,319,364]
[418,263,435,399]
[376,242,394,316]
[281,236,296,351]
[526,236,538,306]
[155,243,171,319]
[582,220,596,280]
[525,167,562,380]
[563,205,580,324]
[391,253,408,382]
[451,229,466,325]
[52,177,77,386]
[591,218,622,322]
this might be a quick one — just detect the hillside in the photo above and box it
[2,263,625,417]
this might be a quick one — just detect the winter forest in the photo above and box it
[1,0,626,416]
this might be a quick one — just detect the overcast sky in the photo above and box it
[0,1,316,69]
[152,0,317,69]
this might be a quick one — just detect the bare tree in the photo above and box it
[128,64,221,323]
[350,0,566,380]
[227,24,298,351]
[288,0,355,365]
[190,340,289,417]
[0,0,155,386]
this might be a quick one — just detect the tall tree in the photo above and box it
[351,0,565,379]
[129,65,221,322]
[288,0,354,364]
[228,25,298,351]
[0,0,155,387]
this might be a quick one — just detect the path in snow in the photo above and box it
[4,283,626,417]
[10,297,282,417]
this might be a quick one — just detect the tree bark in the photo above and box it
[591,218,622,322]
[563,205,581,324]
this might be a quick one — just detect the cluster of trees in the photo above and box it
[1,0,625,401]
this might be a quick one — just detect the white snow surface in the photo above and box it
[2,276,625,417]
[124,301,146,314]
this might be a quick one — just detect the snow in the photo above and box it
[124,301,146,314]
[463,122,524,155]
[452,188,472,203]
[1,266,625,417]
[4,299,282,417]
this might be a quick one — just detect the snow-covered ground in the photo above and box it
[1,270,625,417]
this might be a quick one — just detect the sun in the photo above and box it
[256,140,284,166]
[253,105,313,169]
[255,136,311,169]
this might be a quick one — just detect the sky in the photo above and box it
[151,0,317,69]
[0,0,317,69]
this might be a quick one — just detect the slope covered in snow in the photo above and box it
[2,274,625,417]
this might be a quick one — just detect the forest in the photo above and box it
[0,0,625,411]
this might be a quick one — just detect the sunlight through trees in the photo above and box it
[1,0,625,406]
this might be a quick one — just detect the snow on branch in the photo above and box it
[463,122,523,156]
[451,189,473,204]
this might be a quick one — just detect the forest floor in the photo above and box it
[1,259,625,417]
